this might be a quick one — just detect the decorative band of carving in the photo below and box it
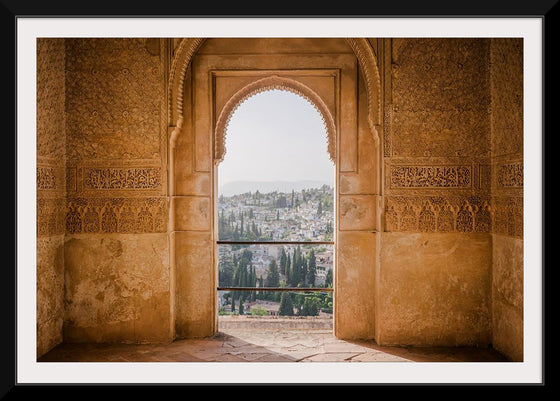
[498,162,523,188]
[491,196,523,237]
[383,104,393,157]
[37,167,57,190]
[385,196,492,233]
[37,197,65,236]
[346,37,382,142]
[168,38,206,123]
[83,167,162,190]
[390,165,471,188]
[66,197,167,234]
[214,75,336,164]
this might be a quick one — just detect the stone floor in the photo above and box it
[38,323,508,363]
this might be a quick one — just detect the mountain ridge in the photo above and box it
[219,180,333,196]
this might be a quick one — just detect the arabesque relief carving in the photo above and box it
[83,167,162,190]
[37,167,58,190]
[66,38,165,161]
[385,196,492,233]
[389,165,471,189]
[497,162,523,188]
[491,196,523,237]
[37,198,66,236]
[65,197,167,234]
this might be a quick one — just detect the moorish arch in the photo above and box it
[213,75,337,164]
[168,38,383,340]
[168,38,382,149]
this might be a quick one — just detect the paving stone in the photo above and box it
[299,352,362,362]
[38,328,508,363]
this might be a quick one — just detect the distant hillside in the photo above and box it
[219,180,333,196]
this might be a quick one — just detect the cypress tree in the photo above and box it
[301,257,308,286]
[307,249,316,287]
[280,248,287,275]
[285,253,291,284]
[240,212,244,236]
[266,259,280,288]
[325,268,333,287]
[278,292,294,316]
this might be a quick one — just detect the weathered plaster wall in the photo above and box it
[490,38,523,361]
[35,37,524,354]
[63,38,172,343]
[378,38,493,346]
[378,233,492,346]
[37,39,66,357]
[63,234,170,343]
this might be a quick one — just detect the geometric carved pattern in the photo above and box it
[383,104,393,157]
[390,165,471,188]
[83,167,162,190]
[385,196,492,233]
[491,196,523,238]
[66,38,164,161]
[37,198,66,236]
[37,39,66,160]
[66,197,166,234]
[498,162,523,188]
[390,38,491,158]
[37,167,57,190]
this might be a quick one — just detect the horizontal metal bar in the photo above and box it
[217,287,333,292]
[217,241,334,245]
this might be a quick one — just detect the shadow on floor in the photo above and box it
[38,328,508,363]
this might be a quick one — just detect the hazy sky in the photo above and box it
[218,89,334,186]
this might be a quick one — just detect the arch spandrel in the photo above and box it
[168,38,382,143]
[213,76,336,164]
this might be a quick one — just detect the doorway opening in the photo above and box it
[216,89,335,332]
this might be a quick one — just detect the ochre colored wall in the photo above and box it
[378,38,494,346]
[37,39,66,358]
[62,38,172,344]
[35,38,523,358]
[490,38,523,361]
[379,233,492,346]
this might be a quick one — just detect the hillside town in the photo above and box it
[217,185,334,318]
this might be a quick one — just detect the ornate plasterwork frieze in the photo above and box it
[65,197,167,234]
[383,104,393,158]
[64,163,165,196]
[37,164,66,196]
[384,195,492,233]
[491,195,523,238]
[497,162,523,188]
[37,167,58,190]
[389,165,471,189]
[83,167,162,190]
[37,198,66,236]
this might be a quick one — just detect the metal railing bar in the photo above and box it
[217,287,333,292]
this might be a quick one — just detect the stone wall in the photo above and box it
[63,38,172,344]
[490,38,524,361]
[37,39,66,358]
[35,37,524,357]
[378,38,494,346]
